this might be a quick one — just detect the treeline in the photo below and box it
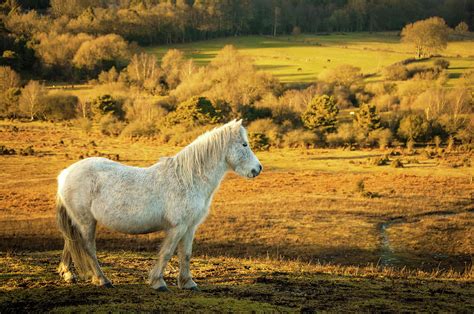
[1,0,471,79]
[1,45,472,149]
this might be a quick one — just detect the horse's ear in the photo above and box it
[232,119,243,132]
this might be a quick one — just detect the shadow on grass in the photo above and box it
[0,217,471,273]
[1,264,473,312]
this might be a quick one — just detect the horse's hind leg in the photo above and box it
[58,242,76,283]
[80,222,113,287]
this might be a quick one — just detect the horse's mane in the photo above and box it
[167,120,240,186]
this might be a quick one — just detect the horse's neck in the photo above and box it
[193,157,228,197]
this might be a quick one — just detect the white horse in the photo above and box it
[56,120,262,291]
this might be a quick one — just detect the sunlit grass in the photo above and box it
[145,33,474,84]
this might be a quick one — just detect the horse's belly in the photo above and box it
[92,201,166,235]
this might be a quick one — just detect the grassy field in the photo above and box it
[0,120,473,311]
[146,33,474,85]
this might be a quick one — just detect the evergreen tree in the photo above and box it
[301,95,339,133]
[354,103,381,135]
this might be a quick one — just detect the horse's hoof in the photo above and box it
[102,282,114,288]
[156,286,170,292]
[187,286,200,292]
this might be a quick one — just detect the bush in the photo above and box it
[121,120,158,138]
[99,112,125,136]
[383,64,409,81]
[367,128,393,149]
[247,118,282,147]
[283,129,319,148]
[434,59,450,69]
[391,159,404,168]
[165,96,222,127]
[42,93,78,120]
[77,117,92,134]
[319,64,362,87]
[326,123,357,147]
[91,94,124,119]
[368,155,390,166]
[249,132,270,151]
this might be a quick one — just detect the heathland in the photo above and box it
[0,119,473,311]
[1,2,473,311]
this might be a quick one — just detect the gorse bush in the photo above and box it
[165,96,223,127]
[91,94,124,120]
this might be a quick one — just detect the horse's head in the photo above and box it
[226,120,262,178]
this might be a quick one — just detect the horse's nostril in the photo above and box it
[251,168,258,176]
[258,164,262,171]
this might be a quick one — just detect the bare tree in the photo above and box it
[19,81,47,120]
[0,66,21,92]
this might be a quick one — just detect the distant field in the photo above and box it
[146,33,474,84]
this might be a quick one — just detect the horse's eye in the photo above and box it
[243,143,248,147]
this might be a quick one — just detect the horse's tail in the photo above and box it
[56,194,92,279]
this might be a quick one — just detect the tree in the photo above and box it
[125,53,162,93]
[302,95,339,133]
[73,34,130,72]
[0,66,20,92]
[454,21,469,34]
[19,80,46,120]
[354,103,381,134]
[401,17,450,58]
[161,49,187,90]
[397,114,429,141]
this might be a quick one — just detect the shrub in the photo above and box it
[42,93,78,120]
[391,159,404,168]
[319,64,362,87]
[301,95,339,133]
[434,59,450,69]
[247,118,282,147]
[99,113,125,136]
[326,123,357,147]
[367,128,393,149]
[249,132,270,151]
[283,129,319,148]
[383,64,409,81]
[369,155,390,166]
[77,117,92,134]
[165,96,222,127]
[91,94,124,119]
[121,120,158,138]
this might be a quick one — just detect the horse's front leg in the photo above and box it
[149,225,187,291]
[177,226,198,290]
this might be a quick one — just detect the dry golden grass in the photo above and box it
[0,120,473,311]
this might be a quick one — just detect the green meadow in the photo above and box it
[146,33,474,85]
